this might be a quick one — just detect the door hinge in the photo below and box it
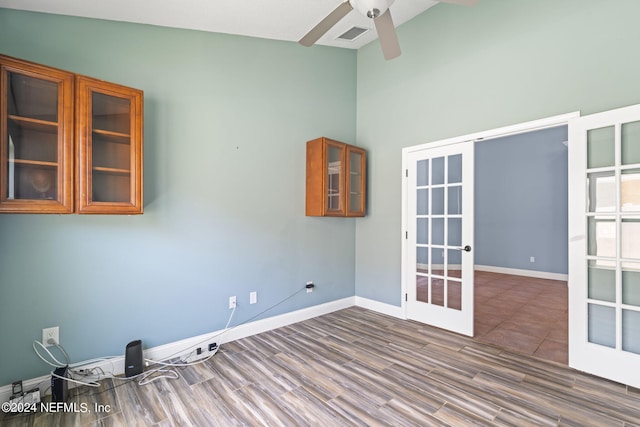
[405,293,408,302]
[405,169,408,178]
[405,231,408,239]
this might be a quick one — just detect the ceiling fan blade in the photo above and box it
[374,9,401,60]
[299,1,354,47]
[438,0,479,5]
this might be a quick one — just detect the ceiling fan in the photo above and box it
[299,0,478,60]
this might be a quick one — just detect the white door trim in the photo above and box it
[401,111,579,318]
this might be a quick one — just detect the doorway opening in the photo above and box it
[472,126,569,364]
[402,113,578,365]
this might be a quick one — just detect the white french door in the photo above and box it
[568,104,640,388]
[405,140,474,336]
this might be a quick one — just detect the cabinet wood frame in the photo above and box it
[0,55,75,213]
[306,137,366,217]
[76,76,143,214]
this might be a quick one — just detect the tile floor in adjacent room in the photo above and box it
[473,270,568,364]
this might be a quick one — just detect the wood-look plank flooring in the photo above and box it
[2,306,639,426]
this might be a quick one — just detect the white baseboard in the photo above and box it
[0,296,355,404]
[475,264,568,282]
[355,296,404,319]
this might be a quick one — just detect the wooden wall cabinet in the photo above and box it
[306,137,366,217]
[0,55,75,213]
[0,54,143,214]
[76,77,143,214]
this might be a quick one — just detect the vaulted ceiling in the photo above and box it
[0,0,444,49]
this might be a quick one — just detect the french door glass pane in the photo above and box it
[588,217,616,257]
[417,218,428,244]
[621,219,640,259]
[417,159,429,186]
[587,126,615,169]
[622,263,640,306]
[417,189,428,215]
[432,278,445,307]
[622,309,640,354]
[448,154,462,183]
[432,218,444,245]
[432,187,444,215]
[416,274,428,303]
[416,247,428,272]
[448,218,462,247]
[432,157,445,185]
[588,303,616,348]
[621,169,640,212]
[448,186,462,215]
[588,261,615,303]
[448,280,462,310]
[588,172,615,212]
[622,121,640,165]
[431,248,444,275]
[448,249,462,279]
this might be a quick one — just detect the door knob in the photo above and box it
[455,245,472,252]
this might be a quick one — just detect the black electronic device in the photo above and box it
[125,339,144,377]
[51,366,69,402]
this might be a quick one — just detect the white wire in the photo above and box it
[32,286,303,389]
[32,341,70,368]
[143,304,236,368]
[51,369,101,388]
[137,368,179,386]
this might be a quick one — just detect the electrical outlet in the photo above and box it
[306,281,314,293]
[208,342,217,352]
[250,291,257,304]
[229,296,236,309]
[530,256,535,263]
[42,326,59,347]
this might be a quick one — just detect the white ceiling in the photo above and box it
[0,0,443,49]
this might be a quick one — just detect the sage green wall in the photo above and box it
[354,0,640,304]
[0,9,357,386]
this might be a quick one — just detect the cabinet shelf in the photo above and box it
[8,115,58,131]
[93,128,131,142]
[10,159,58,168]
[93,166,130,175]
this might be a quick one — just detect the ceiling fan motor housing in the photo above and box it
[350,0,395,19]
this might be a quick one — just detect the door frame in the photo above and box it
[401,112,579,320]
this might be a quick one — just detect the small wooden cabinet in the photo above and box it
[0,54,143,214]
[306,137,366,217]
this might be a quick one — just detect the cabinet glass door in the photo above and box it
[91,92,132,203]
[327,144,342,213]
[76,77,143,214]
[0,58,73,212]
[346,146,366,216]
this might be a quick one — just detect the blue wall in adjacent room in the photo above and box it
[0,9,357,387]
[475,126,568,274]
